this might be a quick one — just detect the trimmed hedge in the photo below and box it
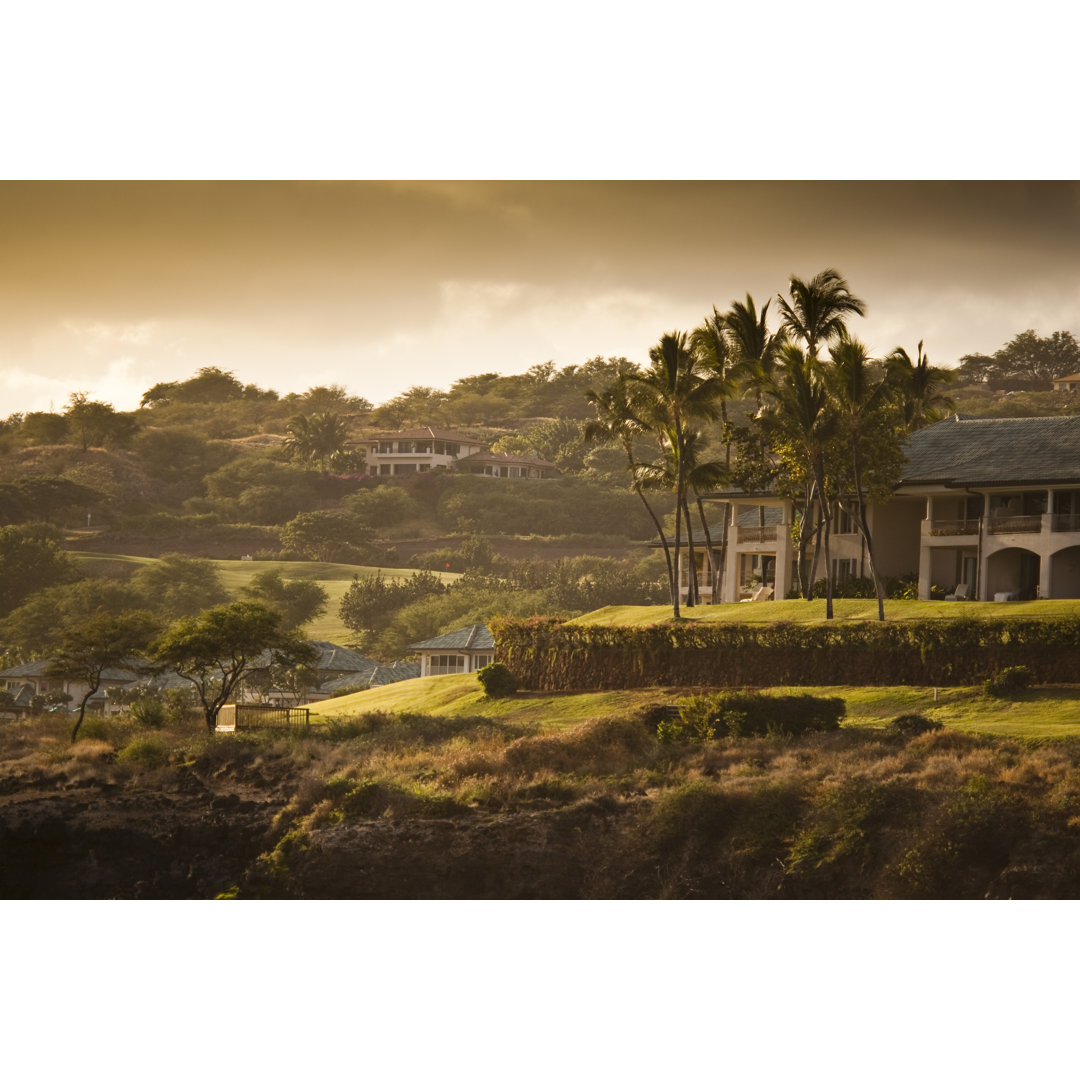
[490,615,1080,691]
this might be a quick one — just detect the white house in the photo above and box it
[410,624,495,677]
[672,415,1080,604]
[360,427,556,479]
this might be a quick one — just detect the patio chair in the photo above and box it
[945,582,970,601]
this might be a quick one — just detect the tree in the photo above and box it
[149,600,315,731]
[761,344,840,616]
[130,555,229,618]
[283,412,362,473]
[777,268,866,361]
[630,332,724,616]
[279,510,376,563]
[826,333,906,620]
[886,340,956,431]
[48,611,159,742]
[0,524,81,618]
[64,393,138,451]
[240,568,328,630]
[584,373,675,605]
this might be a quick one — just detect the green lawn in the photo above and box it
[573,598,1080,626]
[310,673,1080,739]
[71,552,458,643]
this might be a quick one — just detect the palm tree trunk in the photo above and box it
[683,497,699,607]
[672,485,683,619]
[695,495,719,604]
[635,483,675,604]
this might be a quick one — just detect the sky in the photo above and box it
[2,180,1079,417]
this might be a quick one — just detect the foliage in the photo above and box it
[149,600,316,731]
[279,510,376,563]
[477,662,518,698]
[655,691,845,741]
[130,554,229,618]
[956,330,1080,390]
[338,570,448,642]
[984,665,1035,698]
[0,523,82,618]
[239,568,328,629]
[889,713,943,735]
[64,393,138,451]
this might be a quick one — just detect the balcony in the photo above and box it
[987,514,1042,535]
[928,518,980,537]
[1051,514,1080,533]
[736,525,778,543]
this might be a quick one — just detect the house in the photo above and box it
[455,449,557,478]
[689,415,1080,604]
[0,658,140,715]
[245,640,418,703]
[410,624,495,677]
[1053,372,1080,392]
[359,427,556,478]
[360,428,487,477]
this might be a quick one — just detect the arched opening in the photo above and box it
[985,548,1041,601]
[1050,546,1080,599]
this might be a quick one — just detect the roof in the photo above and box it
[363,428,485,444]
[409,624,495,652]
[899,416,1080,488]
[0,658,142,681]
[249,641,378,674]
[321,660,419,692]
[1055,372,1080,383]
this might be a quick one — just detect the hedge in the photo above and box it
[489,615,1080,691]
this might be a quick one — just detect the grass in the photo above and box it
[71,552,459,643]
[310,673,1080,740]
[572,598,1080,626]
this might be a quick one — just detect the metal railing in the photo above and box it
[987,514,1042,534]
[927,518,980,536]
[220,704,310,730]
[736,525,778,543]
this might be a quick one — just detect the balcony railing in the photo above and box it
[736,525,778,543]
[928,518,980,536]
[987,514,1042,534]
[1051,514,1080,533]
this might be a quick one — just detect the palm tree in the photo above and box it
[631,332,725,617]
[583,374,676,602]
[886,341,956,431]
[689,308,744,467]
[284,412,356,473]
[777,268,866,361]
[723,293,787,406]
[761,343,840,617]
[826,332,899,621]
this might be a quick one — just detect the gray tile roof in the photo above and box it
[409,624,494,651]
[900,416,1080,487]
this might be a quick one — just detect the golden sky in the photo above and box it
[2,180,1078,414]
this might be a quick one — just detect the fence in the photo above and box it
[215,703,310,732]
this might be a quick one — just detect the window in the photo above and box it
[429,655,465,674]
[833,504,855,534]
[379,464,391,475]
[393,463,417,474]
[831,558,857,584]
[378,441,393,454]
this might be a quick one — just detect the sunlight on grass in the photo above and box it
[571,598,1080,626]
[310,675,1080,739]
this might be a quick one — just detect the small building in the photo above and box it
[1053,372,1080,392]
[410,624,495,677]
[455,450,557,478]
[360,428,487,477]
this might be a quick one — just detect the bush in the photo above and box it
[117,735,171,770]
[985,666,1035,698]
[477,662,518,698]
[889,713,944,735]
[656,692,845,742]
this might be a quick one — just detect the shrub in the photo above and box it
[477,662,518,698]
[890,713,944,735]
[656,692,845,742]
[985,666,1035,698]
[117,735,171,770]
[130,697,168,728]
